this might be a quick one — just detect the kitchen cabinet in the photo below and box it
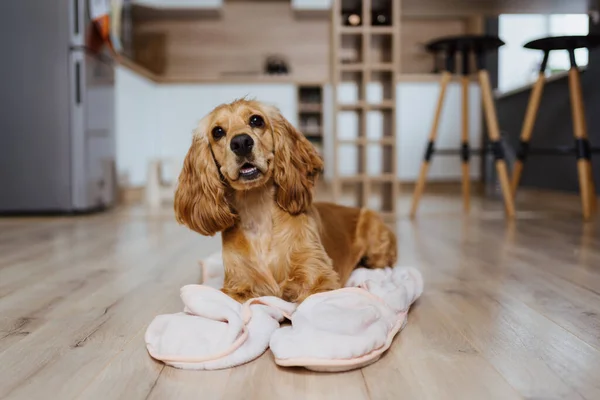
[132,0,222,9]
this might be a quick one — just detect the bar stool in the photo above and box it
[410,35,516,218]
[511,35,600,220]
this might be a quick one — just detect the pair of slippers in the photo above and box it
[145,253,423,372]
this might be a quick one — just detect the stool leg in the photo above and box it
[478,69,516,218]
[568,66,596,220]
[461,75,471,213]
[410,70,452,218]
[511,73,546,195]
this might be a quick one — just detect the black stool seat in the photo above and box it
[426,35,504,54]
[426,34,504,74]
[525,35,600,51]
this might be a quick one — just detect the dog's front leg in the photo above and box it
[221,246,282,302]
[281,245,341,303]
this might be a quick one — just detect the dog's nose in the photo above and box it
[230,134,254,157]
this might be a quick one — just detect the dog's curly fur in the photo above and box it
[175,99,397,303]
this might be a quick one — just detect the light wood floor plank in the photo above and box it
[223,350,370,400]
[0,222,179,336]
[70,238,222,399]
[429,286,600,400]
[146,366,231,400]
[430,219,600,351]
[413,218,600,399]
[1,192,600,399]
[361,296,521,400]
[0,228,208,399]
[0,217,130,295]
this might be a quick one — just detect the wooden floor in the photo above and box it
[1,190,600,400]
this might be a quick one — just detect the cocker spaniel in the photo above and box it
[174,99,397,303]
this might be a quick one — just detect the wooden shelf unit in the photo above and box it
[297,85,324,155]
[331,0,400,222]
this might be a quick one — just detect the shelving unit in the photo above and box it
[331,0,400,222]
[297,85,324,155]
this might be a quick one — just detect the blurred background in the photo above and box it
[0,0,598,216]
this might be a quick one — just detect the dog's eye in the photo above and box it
[211,126,226,140]
[249,115,264,128]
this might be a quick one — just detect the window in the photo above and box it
[498,14,589,92]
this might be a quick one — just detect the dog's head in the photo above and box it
[174,99,323,236]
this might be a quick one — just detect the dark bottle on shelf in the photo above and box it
[372,8,391,26]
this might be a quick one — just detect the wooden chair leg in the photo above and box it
[568,67,595,220]
[461,75,470,213]
[410,71,452,218]
[410,163,431,218]
[478,69,516,219]
[576,161,594,220]
[511,73,546,195]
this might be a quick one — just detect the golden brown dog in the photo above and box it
[174,99,397,303]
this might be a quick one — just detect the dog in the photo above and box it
[174,99,397,303]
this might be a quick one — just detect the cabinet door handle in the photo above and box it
[75,61,81,105]
[73,0,79,35]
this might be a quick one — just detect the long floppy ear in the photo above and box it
[174,120,236,236]
[266,106,324,215]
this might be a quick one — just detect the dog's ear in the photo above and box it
[174,118,236,236]
[265,105,324,215]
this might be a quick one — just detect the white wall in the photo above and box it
[153,84,296,182]
[397,82,482,181]
[115,66,158,187]
[115,66,296,186]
